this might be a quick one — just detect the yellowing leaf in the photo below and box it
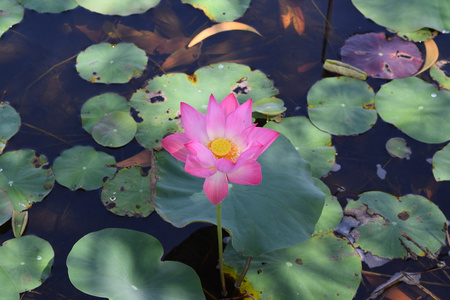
[279,0,305,36]
[188,22,262,48]
[414,38,439,76]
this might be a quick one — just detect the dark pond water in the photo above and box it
[1,0,449,299]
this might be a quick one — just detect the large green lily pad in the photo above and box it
[312,178,343,235]
[67,228,205,300]
[224,233,361,300]
[92,111,137,148]
[155,135,325,256]
[0,235,54,294]
[52,146,116,191]
[265,117,336,177]
[18,0,78,13]
[76,43,148,84]
[0,0,24,38]
[130,63,278,149]
[75,0,160,16]
[432,142,450,181]
[0,102,21,154]
[351,0,450,32]
[375,77,450,144]
[307,77,377,135]
[181,0,251,22]
[345,191,446,259]
[0,150,54,211]
[101,166,153,217]
[0,189,13,226]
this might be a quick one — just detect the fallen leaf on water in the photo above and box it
[187,22,262,48]
[323,59,367,80]
[413,38,438,76]
[279,0,305,35]
[110,150,153,168]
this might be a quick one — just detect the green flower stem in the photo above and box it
[216,202,227,296]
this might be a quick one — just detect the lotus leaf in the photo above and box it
[345,191,446,258]
[0,235,54,293]
[375,77,450,144]
[341,33,422,79]
[18,0,78,13]
[0,267,18,299]
[351,0,450,32]
[385,137,411,159]
[182,0,251,22]
[155,135,325,256]
[224,233,361,300]
[0,150,54,211]
[430,60,450,91]
[52,146,116,190]
[75,0,160,16]
[101,166,153,217]
[312,178,343,235]
[398,28,438,42]
[80,93,130,133]
[67,228,205,300]
[130,63,278,149]
[265,117,335,177]
[92,111,137,148]
[0,0,24,38]
[0,189,13,226]
[323,59,367,80]
[76,43,148,84]
[432,143,450,181]
[0,102,20,154]
[252,97,286,116]
[307,76,377,135]
[12,210,27,237]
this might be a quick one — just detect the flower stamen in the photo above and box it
[208,138,240,162]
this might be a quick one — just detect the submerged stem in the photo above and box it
[216,202,227,296]
[235,256,252,288]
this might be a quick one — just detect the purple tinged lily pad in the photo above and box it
[341,33,423,79]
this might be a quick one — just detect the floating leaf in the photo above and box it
[18,0,78,13]
[75,0,160,16]
[432,143,450,181]
[130,63,278,149]
[414,38,438,76]
[111,149,152,168]
[0,235,54,293]
[155,135,325,256]
[81,93,130,134]
[307,77,377,135]
[252,97,286,116]
[12,210,27,238]
[101,167,153,217]
[224,233,361,300]
[345,191,446,258]
[385,137,411,159]
[375,77,450,144]
[279,0,305,35]
[0,190,13,226]
[67,228,205,300]
[398,28,438,42]
[76,43,148,84]
[430,60,450,91]
[188,21,261,48]
[92,111,137,148]
[0,102,21,154]
[265,117,335,177]
[0,0,24,38]
[351,0,450,32]
[0,150,54,211]
[323,59,367,80]
[341,33,423,79]
[181,0,251,22]
[52,146,116,191]
[312,178,343,234]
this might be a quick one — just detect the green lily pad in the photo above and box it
[75,0,160,16]
[385,137,411,159]
[76,43,148,84]
[398,28,438,42]
[0,0,24,38]
[0,235,54,293]
[0,150,54,211]
[52,146,116,191]
[252,97,286,116]
[18,0,78,13]
[224,233,361,300]
[345,191,446,259]
[312,178,343,235]
[67,228,205,300]
[307,76,377,135]
[81,93,130,134]
[265,117,335,177]
[92,111,137,148]
[101,167,153,217]
[430,60,450,91]
[181,0,251,22]
[0,190,13,226]
[155,135,325,256]
[375,77,450,144]
[351,0,450,32]
[0,266,18,300]
[130,63,278,149]
[12,210,27,237]
[432,142,450,181]
[0,102,21,154]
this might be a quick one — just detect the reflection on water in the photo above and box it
[0,0,449,299]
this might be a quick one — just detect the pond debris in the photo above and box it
[376,164,386,179]
[369,271,421,299]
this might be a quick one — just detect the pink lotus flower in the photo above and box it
[161,94,279,205]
